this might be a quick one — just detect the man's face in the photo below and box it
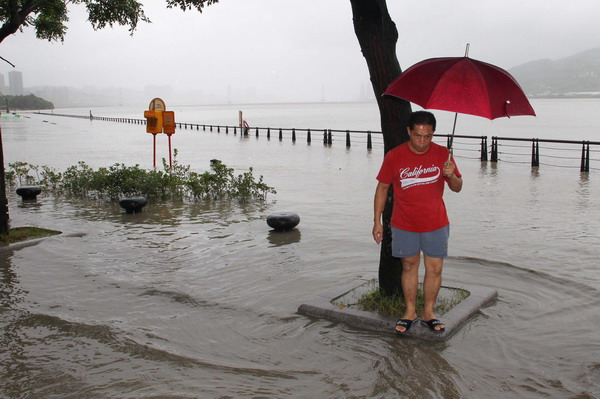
[407,124,435,154]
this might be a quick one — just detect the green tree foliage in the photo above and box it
[0,0,145,44]
[1,94,53,110]
[0,0,221,45]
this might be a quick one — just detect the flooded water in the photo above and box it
[2,100,600,398]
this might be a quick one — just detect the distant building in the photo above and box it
[0,73,5,95]
[8,70,24,96]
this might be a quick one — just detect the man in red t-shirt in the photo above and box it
[372,111,463,334]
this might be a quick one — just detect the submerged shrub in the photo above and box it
[5,153,276,204]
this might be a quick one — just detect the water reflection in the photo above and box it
[267,229,301,246]
[16,200,43,211]
[0,251,23,308]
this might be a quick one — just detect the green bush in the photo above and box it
[5,152,276,203]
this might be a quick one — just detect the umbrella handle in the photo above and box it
[444,149,453,178]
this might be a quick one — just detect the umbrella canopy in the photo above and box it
[383,56,536,120]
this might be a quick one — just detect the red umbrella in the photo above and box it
[384,47,535,149]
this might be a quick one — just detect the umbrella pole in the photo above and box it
[448,112,458,161]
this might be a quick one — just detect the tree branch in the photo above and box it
[0,55,15,67]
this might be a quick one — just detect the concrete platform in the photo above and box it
[297,277,497,341]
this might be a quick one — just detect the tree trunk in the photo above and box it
[350,0,412,295]
[0,120,9,235]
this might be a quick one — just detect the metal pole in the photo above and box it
[449,112,458,150]
[153,133,157,169]
[168,134,173,168]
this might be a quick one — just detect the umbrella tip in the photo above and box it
[464,43,470,57]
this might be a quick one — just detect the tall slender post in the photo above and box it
[531,139,539,167]
[491,137,498,162]
[153,133,157,169]
[168,134,173,168]
[581,141,590,172]
[480,137,488,161]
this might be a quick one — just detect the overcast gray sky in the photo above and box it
[1,0,600,104]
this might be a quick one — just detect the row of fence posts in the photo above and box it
[198,124,595,172]
[488,136,593,172]
[34,112,597,172]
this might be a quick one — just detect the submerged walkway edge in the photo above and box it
[297,277,498,341]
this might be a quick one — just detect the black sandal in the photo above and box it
[421,318,445,333]
[395,318,417,334]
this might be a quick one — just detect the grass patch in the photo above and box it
[334,280,470,317]
[0,227,61,246]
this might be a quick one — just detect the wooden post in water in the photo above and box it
[531,139,540,167]
[480,137,488,161]
[581,141,590,172]
[491,137,498,162]
[367,131,372,150]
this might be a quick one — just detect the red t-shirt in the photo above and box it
[376,142,461,233]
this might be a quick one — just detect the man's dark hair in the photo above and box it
[408,111,436,131]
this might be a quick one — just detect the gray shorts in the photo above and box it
[391,225,450,258]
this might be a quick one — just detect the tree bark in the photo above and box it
[0,120,9,235]
[350,0,412,295]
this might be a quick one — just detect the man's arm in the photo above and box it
[443,161,463,193]
[373,182,390,244]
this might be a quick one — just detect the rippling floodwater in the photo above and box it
[2,100,600,398]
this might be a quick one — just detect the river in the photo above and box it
[1,99,600,398]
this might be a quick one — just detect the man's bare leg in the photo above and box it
[422,255,444,331]
[396,253,420,333]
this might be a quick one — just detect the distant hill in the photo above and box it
[0,94,54,110]
[509,48,600,98]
